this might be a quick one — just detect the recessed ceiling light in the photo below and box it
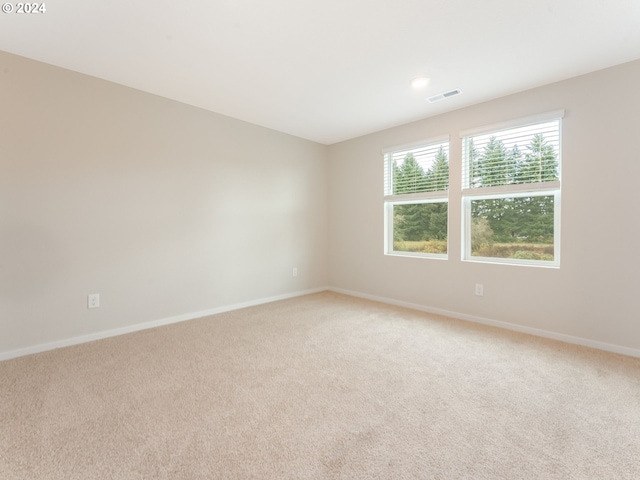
[410,77,430,89]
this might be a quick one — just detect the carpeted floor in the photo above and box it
[1,291,640,479]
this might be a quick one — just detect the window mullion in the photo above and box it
[461,181,560,198]
[384,191,449,203]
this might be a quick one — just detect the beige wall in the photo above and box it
[328,59,640,353]
[0,51,329,355]
[3,51,640,358]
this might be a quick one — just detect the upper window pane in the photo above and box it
[463,120,560,189]
[385,141,449,196]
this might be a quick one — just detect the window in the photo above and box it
[461,111,563,266]
[383,138,449,257]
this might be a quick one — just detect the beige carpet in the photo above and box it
[1,291,640,479]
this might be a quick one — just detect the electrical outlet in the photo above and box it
[88,294,100,309]
[475,284,484,296]
[292,267,298,277]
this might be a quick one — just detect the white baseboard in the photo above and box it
[329,287,640,359]
[0,287,329,362]
[5,286,639,362]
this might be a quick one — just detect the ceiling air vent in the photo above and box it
[427,89,462,103]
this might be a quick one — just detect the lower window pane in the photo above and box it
[393,202,447,254]
[470,195,554,261]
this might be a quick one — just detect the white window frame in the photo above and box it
[460,111,563,267]
[383,136,450,259]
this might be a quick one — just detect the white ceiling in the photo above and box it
[1,1,640,145]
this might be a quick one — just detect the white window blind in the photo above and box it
[462,118,561,190]
[384,140,449,196]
